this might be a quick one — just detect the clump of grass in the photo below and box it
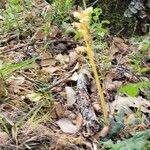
[0,57,37,78]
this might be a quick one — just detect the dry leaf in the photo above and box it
[32,28,45,40]
[40,58,56,67]
[93,126,109,140]
[0,78,7,97]
[56,54,69,65]
[57,118,78,134]
[57,113,82,134]
[7,75,25,86]
[54,102,65,118]
[69,51,78,66]
[110,96,150,114]
[65,86,76,106]
[75,46,86,54]
[113,37,124,43]
[0,132,9,145]
[68,72,79,81]
[99,126,110,137]
[92,102,102,113]
[40,52,52,59]
[42,66,59,74]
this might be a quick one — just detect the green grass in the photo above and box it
[0,57,37,78]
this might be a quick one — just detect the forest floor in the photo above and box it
[0,1,150,150]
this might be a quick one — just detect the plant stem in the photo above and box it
[82,0,87,9]
[82,25,109,124]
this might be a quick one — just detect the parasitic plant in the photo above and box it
[72,7,109,124]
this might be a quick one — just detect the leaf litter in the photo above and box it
[0,1,149,150]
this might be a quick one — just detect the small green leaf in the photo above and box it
[118,82,150,97]
[118,84,139,97]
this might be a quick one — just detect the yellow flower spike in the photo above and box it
[73,12,81,19]
[84,7,93,14]
[73,8,109,124]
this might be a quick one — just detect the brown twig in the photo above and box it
[38,73,72,92]
[0,39,79,55]
[0,43,31,55]
[0,34,18,45]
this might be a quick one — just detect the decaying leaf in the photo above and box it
[57,113,82,134]
[69,51,78,66]
[92,102,102,113]
[32,28,45,40]
[54,102,65,118]
[0,132,10,145]
[68,72,79,81]
[75,46,87,54]
[110,95,150,114]
[42,66,59,74]
[40,58,56,67]
[93,126,110,140]
[56,54,69,65]
[57,118,78,134]
[65,86,76,106]
[7,75,25,85]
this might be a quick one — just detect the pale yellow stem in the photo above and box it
[82,25,109,124]
[86,44,108,124]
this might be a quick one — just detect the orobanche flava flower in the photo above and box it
[72,7,109,124]
[73,7,93,24]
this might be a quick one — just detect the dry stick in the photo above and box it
[38,62,79,92]
[0,39,79,55]
[20,72,46,87]
[0,34,18,45]
[38,73,73,92]
[0,43,30,55]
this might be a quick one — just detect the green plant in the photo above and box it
[0,57,37,78]
[72,7,108,124]
[100,129,150,150]
[2,0,22,31]
[118,82,150,98]
[129,36,150,75]
[52,0,73,23]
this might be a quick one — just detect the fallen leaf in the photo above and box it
[69,51,78,66]
[0,132,9,145]
[92,102,102,113]
[0,78,7,97]
[65,86,76,106]
[110,96,150,114]
[75,46,86,54]
[57,118,78,134]
[99,126,110,137]
[93,126,110,140]
[56,54,69,65]
[113,37,124,43]
[40,51,52,59]
[74,113,83,130]
[32,28,45,40]
[54,102,65,118]
[57,113,82,134]
[42,66,59,74]
[40,58,56,67]
[7,75,25,86]
[68,72,79,81]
